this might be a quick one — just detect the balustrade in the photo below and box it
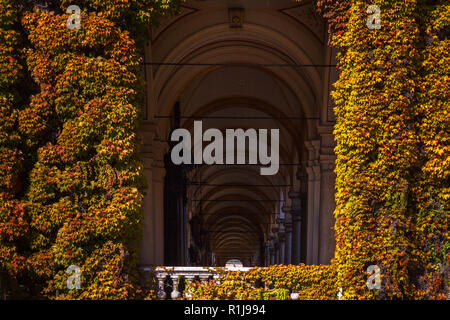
[141,266,300,300]
[142,266,250,300]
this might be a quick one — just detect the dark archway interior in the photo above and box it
[144,0,333,267]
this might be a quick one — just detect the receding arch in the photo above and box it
[140,0,337,268]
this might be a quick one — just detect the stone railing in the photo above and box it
[142,266,251,300]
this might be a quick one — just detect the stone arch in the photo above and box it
[140,0,337,268]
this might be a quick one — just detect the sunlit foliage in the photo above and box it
[319,0,448,299]
[0,0,179,299]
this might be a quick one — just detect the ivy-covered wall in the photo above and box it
[318,0,448,299]
[412,0,449,299]
[0,0,178,299]
[0,0,30,297]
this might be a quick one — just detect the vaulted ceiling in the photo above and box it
[146,0,328,265]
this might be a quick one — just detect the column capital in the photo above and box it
[142,154,154,170]
[319,154,336,172]
[317,125,335,154]
[304,139,322,182]
[272,238,279,250]
[153,139,168,164]
[288,190,302,213]
[304,140,320,162]
[141,133,168,171]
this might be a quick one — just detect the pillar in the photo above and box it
[265,241,270,266]
[278,231,286,264]
[140,153,155,266]
[152,161,166,265]
[318,125,336,264]
[305,140,321,265]
[269,240,275,266]
[140,127,166,266]
[282,208,292,265]
[271,227,279,264]
[289,190,302,264]
[274,239,279,265]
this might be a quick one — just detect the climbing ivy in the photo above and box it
[411,0,449,299]
[0,0,30,297]
[186,265,338,300]
[0,0,179,299]
[319,0,448,299]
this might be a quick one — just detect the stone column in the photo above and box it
[140,153,155,266]
[271,227,279,264]
[317,125,337,264]
[304,127,337,265]
[264,241,271,266]
[282,207,292,265]
[289,190,302,264]
[305,140,321,265]
[278,231,286,264]
[269,240,275,266]
[140,125,166,266]
[276,218,286,264]
[152,143,166,266]
[292,213,302,264]
[274,240,279,265]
